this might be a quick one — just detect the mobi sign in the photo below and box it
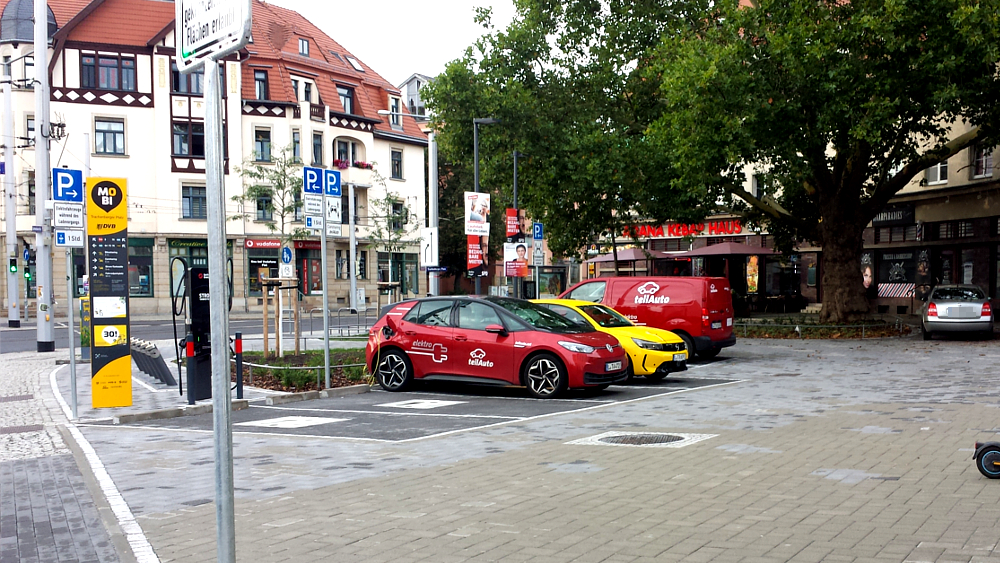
[623,219,743,239]
[86,177,132,408]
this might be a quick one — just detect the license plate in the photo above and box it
[605,361,622,372]
[673,353,687,362]
[711,321,722,329]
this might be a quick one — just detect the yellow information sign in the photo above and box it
[87,178,132,408]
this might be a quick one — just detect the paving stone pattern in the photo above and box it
[84,335,1000,562]
[0,352,120,563]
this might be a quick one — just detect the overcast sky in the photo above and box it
[268,0,518,88]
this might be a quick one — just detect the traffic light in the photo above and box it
[8,259,15,274]
[23,267,30,280]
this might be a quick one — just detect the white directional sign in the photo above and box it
[420,227,439,267]
[176,0,252,72]
[53,202,84,228]
[305,216,323,230]
[55,230,85,248]
[52,168,84,202]
[303,194,323,216]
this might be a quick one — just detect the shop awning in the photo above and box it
[672,242,778,257]
[586,247,670,263]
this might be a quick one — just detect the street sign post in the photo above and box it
[55,230,84,248]
[53,202,84,228]
[175,6,251,560]
[302,167,340,388]
[533,222,544,241]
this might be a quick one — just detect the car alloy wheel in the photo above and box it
[524,353,567,399]
[375,350,413,392]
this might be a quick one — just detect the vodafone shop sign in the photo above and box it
[245,239,281,249]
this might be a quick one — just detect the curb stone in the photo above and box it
[264,384,370,405]
[112,399,250,425]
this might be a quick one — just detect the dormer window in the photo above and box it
[299,38,309,56]
[338,86,354,114]
[389,96,401,129]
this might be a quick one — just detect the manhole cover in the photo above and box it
[567,431,717,448]
[599,433,683,446]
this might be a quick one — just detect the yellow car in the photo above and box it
[533,299,688,381]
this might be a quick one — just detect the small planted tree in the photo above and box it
[366,175,420,301]
[232,144,311,357]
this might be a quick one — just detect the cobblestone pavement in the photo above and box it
[70,333,1000,563]
[0,353,120,563]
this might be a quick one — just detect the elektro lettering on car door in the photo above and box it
[452,300,515,383]
[400,299,455,377]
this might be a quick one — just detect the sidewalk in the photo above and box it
[0,353,121,563]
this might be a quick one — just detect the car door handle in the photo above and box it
[454,335,467,341]
[404,330,416,336]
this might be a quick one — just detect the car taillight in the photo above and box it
[982,302,992,317]
[927,302,938,317]
[702,307,710,327]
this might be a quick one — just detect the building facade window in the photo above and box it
[128,240,154,297]
[182,186,207,219]
[312,132,323,165]
[958,220,975,238]
[95,119,125,155]
[303,82,312,103]
[256,196,273,221]
[340,193,360,224]
[247,248,278,297]
[925,160,948,185]
[27,173,35,215]
[337,86,353,114]
[254,70,269,100]
[875,225,917,244]
[81,55,96,88]
[292,130,301,162]
[391,201,405,231]
[171,62,204,94]
[390,149,403,179]
[389,97,401,128]
[299,38,309,56]
[291,78,299,100]
[359,250,367,279]
[254,128,271,161]
[94,56,136,91]
[973,145,994,178]
[172,122,205,157]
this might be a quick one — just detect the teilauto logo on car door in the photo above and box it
[634,282,670,304]
[469,348,493,367]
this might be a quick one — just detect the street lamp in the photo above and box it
[473,118,500,295]
[378,109,440,295]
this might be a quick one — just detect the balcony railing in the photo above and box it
[309,103,325,122]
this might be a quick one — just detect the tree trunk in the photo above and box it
[818,223,870,323]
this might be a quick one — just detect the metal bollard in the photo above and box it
[235,332,243,400]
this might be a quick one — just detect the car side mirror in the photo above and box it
[485,324,507,336]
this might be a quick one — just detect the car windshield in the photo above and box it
[579,305,633,328]
[933,287,985,301]
[487,298,592,333]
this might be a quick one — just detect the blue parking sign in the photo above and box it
[324,169,341,197]
[52,168,84,202]
[533,222,544,240]
[303,166,323,194]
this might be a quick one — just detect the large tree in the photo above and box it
[425,3,705,259]
[649,0,1000,321]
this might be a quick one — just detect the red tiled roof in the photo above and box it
[0,0,91,30]
[244,0,426,143]
[65,0,173,45]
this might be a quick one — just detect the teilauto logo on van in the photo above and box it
[634,282,670,304]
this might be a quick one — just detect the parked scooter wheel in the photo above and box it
[976,446,1000,479]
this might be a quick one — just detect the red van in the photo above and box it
[559,277,736,359]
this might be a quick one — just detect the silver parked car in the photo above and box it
[921,284,994,340]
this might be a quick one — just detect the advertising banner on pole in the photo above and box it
[505,208,519,238]
[464,192,490,236]
[504,242,530,277]
[86,178,131,408]
[467,235,489,277]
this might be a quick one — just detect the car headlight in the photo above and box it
[558,341,596,354]
[632,338,666,351]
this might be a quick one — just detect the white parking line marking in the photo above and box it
[234,416,348,429]
[376,399,466,409]
[253,405,520,420]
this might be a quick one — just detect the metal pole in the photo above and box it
[34,0,54,351]
[3,75,19,327]
[321,190,330,388]
[348,183,358,311]
[512,150,518,299]
[66,250,76,419]
[473,122,481,295]
[428,132,439,296]
[204,58,236,563]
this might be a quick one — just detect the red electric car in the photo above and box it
[366,296,628,398]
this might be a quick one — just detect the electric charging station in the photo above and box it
[186,266,213,403]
